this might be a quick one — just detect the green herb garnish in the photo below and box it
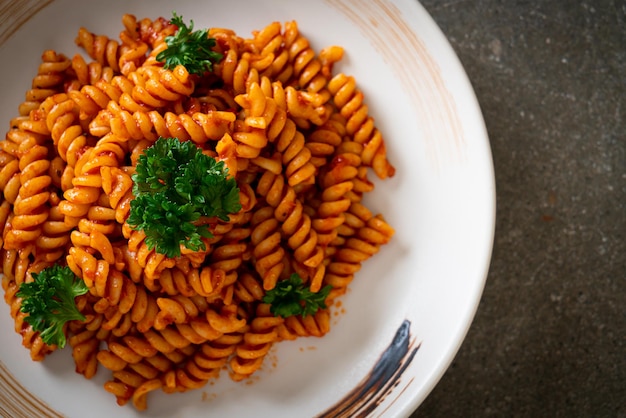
[263,274,332,318]
[127,137,241,258]
[156,12,222,75]
[17,265,88,349]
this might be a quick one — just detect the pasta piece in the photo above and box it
[3,141,51,252]
[19,50,72,116]
[250,206,286,290]
[327,73,395,179]
[256,170,326,291]
[229,303,282,380]
[276,307,331,340]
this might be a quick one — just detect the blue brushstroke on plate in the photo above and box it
[317,319,420,418]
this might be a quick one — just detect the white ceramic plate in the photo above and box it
[0,0,495,417]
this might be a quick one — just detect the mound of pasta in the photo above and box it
[0,13,395,410]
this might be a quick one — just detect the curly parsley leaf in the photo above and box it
[155,12,222,76]
[127,137,241,259]
[17,265,88,349]
[263,274,332,318]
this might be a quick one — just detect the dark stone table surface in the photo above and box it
[412,1,625,417]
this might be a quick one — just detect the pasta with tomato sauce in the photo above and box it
[0,13,395,410]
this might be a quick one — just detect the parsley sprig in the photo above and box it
[263,274,332,318]
[127,137,241,258]
[156,12,222,76]
[17,265,88,349]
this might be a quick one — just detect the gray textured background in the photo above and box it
[412,1,625,417]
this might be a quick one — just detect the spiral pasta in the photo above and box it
[0,14,396,410]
